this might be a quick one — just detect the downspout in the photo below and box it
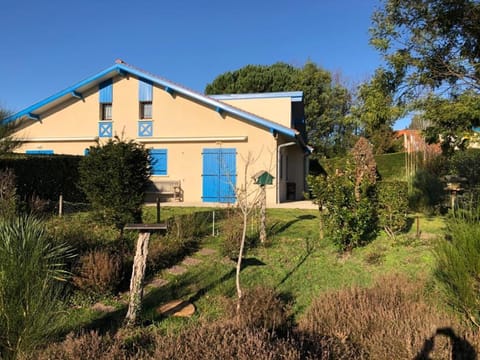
[276,141,296,204]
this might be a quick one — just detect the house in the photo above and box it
[4,60,310,205]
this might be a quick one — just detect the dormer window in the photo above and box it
[140,101,152,119]
[101,103,112,120]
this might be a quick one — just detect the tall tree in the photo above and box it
[371,0,480,98]
[0,108,22,154]
[351,69,403,154]
[370,0,480,154]
[205,62,355,158]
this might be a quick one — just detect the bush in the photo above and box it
[309,172,378,251]
[78,138,151,229]
[73,249,125,297]
[410,168,445,213]
[434,205,480,327]
[228,286,292,333]
[0,216,73,359]
[297,275,472,359]
[0,168,17,219]
[377,180,409,238]
[0,154,85,203]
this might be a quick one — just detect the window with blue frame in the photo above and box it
[138,79,153,137]
[150,149,167,175]
[99,79,113,138]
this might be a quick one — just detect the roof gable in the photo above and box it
[5,60,299,139]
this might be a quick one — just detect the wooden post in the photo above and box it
[416,216,420,239]
[259,185,267,244]
[212,210,215,236]
[58,194,63,217]
[125,231,151,326]
[156,196,161,223]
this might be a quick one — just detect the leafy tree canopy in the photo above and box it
[371,0,480,98]
[351,68,403,153]
[370,0,480,154]
[0,108,22,154]
[205,62,355,158]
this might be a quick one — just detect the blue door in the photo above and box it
[202,148,236,203]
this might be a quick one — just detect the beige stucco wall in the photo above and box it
[217,97,292,128]
[13,75,305,204]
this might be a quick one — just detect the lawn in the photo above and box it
[60,207,445,334]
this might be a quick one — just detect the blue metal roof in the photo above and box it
[210,91,303,102]
[4,60,299,139]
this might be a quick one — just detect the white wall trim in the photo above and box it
[22,137,98,142]
[137,136,248,143]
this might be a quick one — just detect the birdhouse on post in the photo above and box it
[253,171,274,186]
[252,171,274,245]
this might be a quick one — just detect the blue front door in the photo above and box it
[202,148,236,203]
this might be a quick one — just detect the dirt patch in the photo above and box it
[167,265,187,275]
[148,277,169,288]
[156,300,195,317]
[197,248,216,256]
[92,302,116,313]
[182,257,202,266]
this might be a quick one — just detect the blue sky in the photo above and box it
[0,0,408,129]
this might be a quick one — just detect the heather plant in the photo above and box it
[73,249,125,297]
[0,215,74,359]
[298,275,472,359]
[434,204,480,327]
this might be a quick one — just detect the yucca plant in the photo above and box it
[0,215,74,359]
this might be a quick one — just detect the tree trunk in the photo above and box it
[236,212,248,315]
[259,186,267,244]
[125,231,150,326]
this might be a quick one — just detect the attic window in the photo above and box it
[139,101,152,119]
[101,103,112,121]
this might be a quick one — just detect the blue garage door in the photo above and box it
[202,148,236,203]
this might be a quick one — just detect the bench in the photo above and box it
[145,179,182,202]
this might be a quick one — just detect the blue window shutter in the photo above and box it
[26,150,54,155]
[202,148,236,203]
[99,79,113,103]
[139,79,153,101]
[150,149,167,175]
[138,121,153,137]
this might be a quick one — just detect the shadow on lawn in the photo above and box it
[79,257,266,334]
[269,214,317,236]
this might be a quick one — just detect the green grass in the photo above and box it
[59,208,445,334]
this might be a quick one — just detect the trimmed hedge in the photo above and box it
[0,154,85,202]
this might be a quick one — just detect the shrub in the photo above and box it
[377,180,409,238]
[297,275,470,359]
[0,154,85,203]
[34,330,129,360]
[226,286,292,333]
[0,216,73,359]
[410,168,445,213]
[449,149,480,188]
[434,205,480,327]
[309,171,377,251]
[73,249,125,296]
[78,138,151,229]
[0,168,17,219]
